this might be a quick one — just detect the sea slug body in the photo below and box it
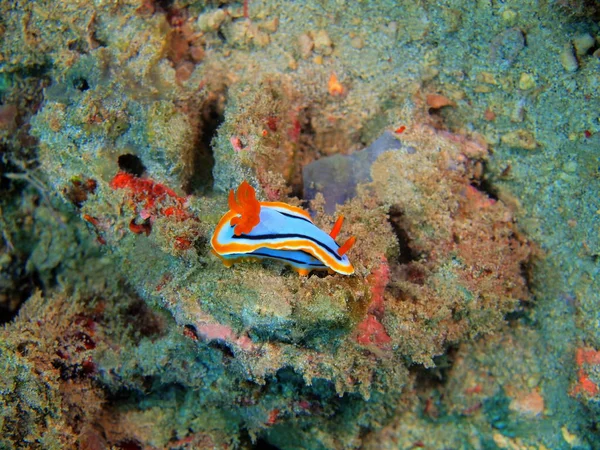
[211,181,355,276]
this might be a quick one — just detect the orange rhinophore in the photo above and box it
[329,215,344,239]
[337,236,356,257]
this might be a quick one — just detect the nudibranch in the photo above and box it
[211,181,356,276]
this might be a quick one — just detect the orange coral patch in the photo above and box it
[576,347,600,366]
[575,373,599,396]
[328,73,344,96]
[426,93,455,109]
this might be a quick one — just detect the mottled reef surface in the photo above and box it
[0,0,599,449]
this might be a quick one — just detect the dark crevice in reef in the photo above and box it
[247,367,383,448]
[412,346,459,390]
[182,95,224,195]
[118,154,146,177]
[72,76,90,92]
[115,439,143,450]
[156,0,175,11]
[387,206,432,294]
[120,297,168,345]
[0,153,48,325]
[208,339,235,359]
[554,0,600,20]
[289,107,318,201]
[0,264,42,325]
[0,152,22,192]
[470,180,499,202]
[252,439,281,450]
[505,303,535,326]
[0,306,17,326]
[388,205,420,265]
[505,261,536,326]
[104,380,188,405]
[519,256,536,293]
[217,29,228,43]
[471,164,499,202]
[0,160,45,323]
[12,63,52,81]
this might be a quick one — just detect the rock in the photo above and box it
[303,131,406,214]
[259,17,279,33]
[297,33,314,59]
[489,28,525,68]
[189,44,205,63]
[518,73,535,90]
[426,93,455,109]
[573,33,595,56]
[560,43,579,72]
[287,55,298,70]
[509,390,545,417]
[477,71,498,85]
[350,36,364,49]
[198,9,227,32]
[501,129,537,150]
[313,29,333,56]
[226,21,269,48]
[563,160,578,173]
[175,62,195,83]
[474,84,493,93]
[501,9,517,24]
[510,99,526,123]
[253,29,270,47]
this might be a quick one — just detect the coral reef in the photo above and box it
[0,0,598,448]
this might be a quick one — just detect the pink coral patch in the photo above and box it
[356,314,392,347]
[356,256,392,348]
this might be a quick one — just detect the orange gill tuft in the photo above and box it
[229,181,261,236]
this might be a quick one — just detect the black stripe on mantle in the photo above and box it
[231,232,342,261]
